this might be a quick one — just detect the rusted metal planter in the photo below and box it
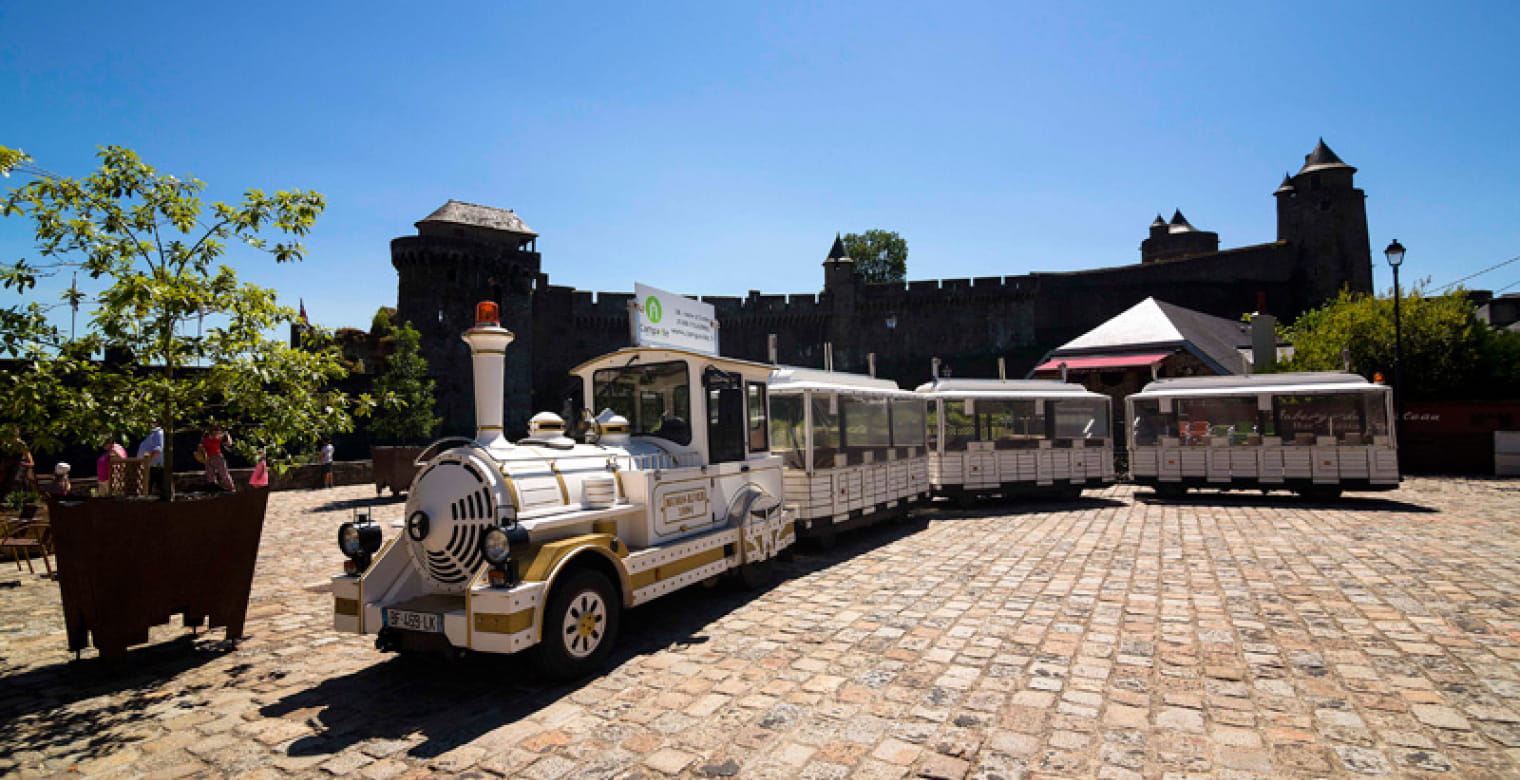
[49,487,269,659]
[370,445,424,495]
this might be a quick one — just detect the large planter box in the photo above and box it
[371,445,424,495]
[49,487,269,659]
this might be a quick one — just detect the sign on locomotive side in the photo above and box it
[633,282,718,355]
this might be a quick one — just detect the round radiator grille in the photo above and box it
[403,453,500,593]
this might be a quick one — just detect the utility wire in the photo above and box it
[1434,254,1520,292]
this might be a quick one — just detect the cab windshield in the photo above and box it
[593,360,692,445]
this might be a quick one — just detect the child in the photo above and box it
[319,437,335,489]
[46,462,71,497]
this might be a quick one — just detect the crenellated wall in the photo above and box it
[397,142,1373,438]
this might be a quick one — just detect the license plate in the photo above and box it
[383,608,442,633]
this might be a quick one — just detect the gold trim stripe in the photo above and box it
[474,610,534,634]
[629,547,726,590]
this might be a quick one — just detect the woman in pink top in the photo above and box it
[95,439,128,492]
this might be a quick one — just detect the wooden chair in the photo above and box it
[107,455,151,497]
[1,506,53,577]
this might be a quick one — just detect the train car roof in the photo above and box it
[568,346,777,376]
[1130,371,1389,398]
[914,378,1106,400]
[769,366,916,397]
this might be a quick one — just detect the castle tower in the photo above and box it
[1140,209,1221,262]
[822,234,860,369]
[392,201,543,437]
[1275,139,1373,305]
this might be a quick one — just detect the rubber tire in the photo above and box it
[1154,483,1186,499]
[530,568,621,680]
[735,556,775,590]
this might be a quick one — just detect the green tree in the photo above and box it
[367,319,440,443]
[842,229,908,283]
[0,145,373,499]
[1278,286,1520,401]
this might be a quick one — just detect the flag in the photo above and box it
[299,298,309,325]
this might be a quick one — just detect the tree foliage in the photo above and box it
[1277,286,1520,401]
[367,315,440,443]
[842,229,908,284]
[0,145,373,499]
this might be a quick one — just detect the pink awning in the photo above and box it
[1034,352,1174,372]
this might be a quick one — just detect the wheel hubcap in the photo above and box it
[562,590,606,659]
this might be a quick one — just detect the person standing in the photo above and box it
[9,427,36,494]
[202,426,235,492]
[137,425,164,489]
[319,437,335,489]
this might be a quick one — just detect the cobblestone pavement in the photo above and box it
[5,478,1520,778]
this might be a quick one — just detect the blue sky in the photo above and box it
[3,1,1517,337]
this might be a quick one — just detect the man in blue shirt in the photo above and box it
[137,425,164,490]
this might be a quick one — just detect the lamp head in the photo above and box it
[1384,239,1405,268]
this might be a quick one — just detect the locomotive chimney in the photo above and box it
[461,301,515,450]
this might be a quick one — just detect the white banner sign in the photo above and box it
[633,282,719,355]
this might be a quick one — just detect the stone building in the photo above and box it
[393,140,1373,437]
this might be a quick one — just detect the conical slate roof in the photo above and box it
[417,200,538,237]
[1051,297,1249,376]
[1298,138,1356,175]
[1274,173,1296,195]
[1151,214,1168,228]
[826,234,852,263]
[1168,209,1195,233]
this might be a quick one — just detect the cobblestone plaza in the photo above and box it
[4,479,1520,778]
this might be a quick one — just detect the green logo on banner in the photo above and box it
[645,296,663,323]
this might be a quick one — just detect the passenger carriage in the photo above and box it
[1125,372,1398,499]
[768,367,932,544]
[332,303,795,677]
[916,378,1116,501]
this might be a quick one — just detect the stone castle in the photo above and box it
[392,139,1372,436]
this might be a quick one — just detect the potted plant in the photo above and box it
[366,308,440,495]
[0,145,373,658]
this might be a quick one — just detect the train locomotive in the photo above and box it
[333,302,795,677]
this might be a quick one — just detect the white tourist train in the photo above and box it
[767,366,931,544]
[332,302,794,677]
[915,378,1117,501]
[1125,372,1399,499]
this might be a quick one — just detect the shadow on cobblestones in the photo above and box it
[1134,489,1437,512]
[309,493,407,513]
[0,635,236,763]
[923,495,1129,519]
[253,514,934,762]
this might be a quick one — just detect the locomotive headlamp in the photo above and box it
[338,520,383,572]
[481,526,512,567]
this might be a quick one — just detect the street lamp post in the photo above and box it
[1384,239,1406,443]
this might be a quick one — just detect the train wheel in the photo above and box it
[1154,483,1186,499]
[531,569,620,680]
[735,556,775,590]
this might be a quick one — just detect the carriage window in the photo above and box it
[841,396,891,452]
[891,399,926,447]
[593,360,691,445]
[747,382,769,452]
[1130,399,1171,447]
[769,394,805,468]
[943,400,976,451]
[926,400,940,451]
[1050,400,1109,441]
[1275,394,1369,445]
[811,394,840,468]
[981,399,1043,447]
[1173,397,1259,445]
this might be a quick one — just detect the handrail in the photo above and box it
[414,437,487,466]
